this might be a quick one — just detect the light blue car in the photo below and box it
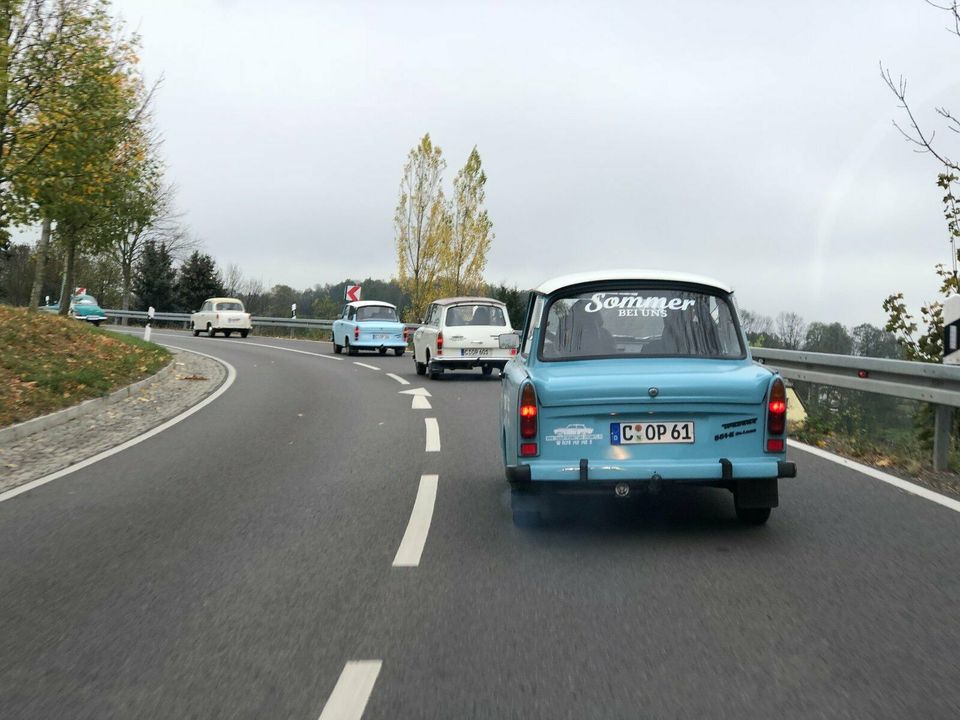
[499,270,796,526]
[332,301,406,356]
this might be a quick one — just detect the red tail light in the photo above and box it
[519,382,538,457]
[354,325,359,341]
[767,378,787,439]
[436,331,443,356]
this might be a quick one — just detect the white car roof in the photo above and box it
[432,296,507,307]
[535,269,733,295]
[347,300,397,309]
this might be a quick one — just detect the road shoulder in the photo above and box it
[0,349,226,495]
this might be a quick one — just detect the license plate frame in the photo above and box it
[461,348,491,357]
[610,421,695,445]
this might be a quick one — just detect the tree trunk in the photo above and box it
[58,234,76,316]
[28,216,52,310]
[121,258,131,325]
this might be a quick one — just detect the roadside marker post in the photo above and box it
[144,306,154,342]
[936,293,960,469]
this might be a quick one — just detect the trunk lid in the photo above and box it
[535,358,771,407]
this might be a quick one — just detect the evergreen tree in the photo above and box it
[177,251,224,312]
[132,240,176,311]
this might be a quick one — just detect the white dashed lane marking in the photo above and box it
[317,660,382,720]
[424,418,440,452]
[353,362,381,371]
[392,474,439,567]
[386,373,410,385]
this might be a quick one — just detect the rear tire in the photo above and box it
[735,505,771,525]
[240,330,248,338]
[207,324,215,338]
[394,347,404,356]
[415,357,427,375]
[192,324,200,337]
[428,361,441,380]
[511,489,543,527]
[482,366,493,376]
[346,337,358,356]
[378,347,387,356]
[223,330,232,338]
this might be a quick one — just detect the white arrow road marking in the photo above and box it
[318,660,382,720]
[398,387,432,396]
[393,474,439,567]
[386,373,409,385]
[411,395,432,410]
[425,418,440,452]
[353,362,380,371]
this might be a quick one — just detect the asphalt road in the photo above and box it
[1,330,959,719]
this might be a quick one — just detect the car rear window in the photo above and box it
[444,304,507,327]
[540,285,744,360]
[216,302,244,311]
[356,305,398,322]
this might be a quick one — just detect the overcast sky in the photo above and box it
[108,0,959,326]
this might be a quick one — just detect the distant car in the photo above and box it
[332,301,406,356]
[191,297,252,338]
[499,270,796,526]
[41,294,108,326]
[412,297,515,379]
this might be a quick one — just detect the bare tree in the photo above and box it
[222,263,244,297]
[740,309,774,338]
[775,312,806,350]
[881,1,960,173]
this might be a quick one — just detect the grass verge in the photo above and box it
[0,305,170,427]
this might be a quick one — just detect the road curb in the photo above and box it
[0,354,179,448]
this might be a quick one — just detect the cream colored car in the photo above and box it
[191,297,252,338]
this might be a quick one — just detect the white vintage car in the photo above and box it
[412,297,515,379]
[191,297,252,338]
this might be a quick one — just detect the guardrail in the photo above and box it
[104,310,957,469]
[753,348,960,470]
[105,309,420,337]
[105,309,333,330]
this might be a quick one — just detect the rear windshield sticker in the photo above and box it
[546,424,604,446]
[584,293,697,318]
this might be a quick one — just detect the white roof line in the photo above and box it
[534,269,733,294]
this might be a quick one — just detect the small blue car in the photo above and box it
[499,270,796,526]
[40,294,108,326]
[332,301,407,356]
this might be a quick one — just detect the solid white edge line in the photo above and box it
[0,345,237,505]
[386,373,410,385]
[392,474,439,567]
[411,395,432,410]
[353,362,380,371]
[108,329,344,362]
[788,439,960,514]
[240,340,343,361]
[424,417,440,452]
[318,660,383,720]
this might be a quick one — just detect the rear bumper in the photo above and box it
[432,357,509,370]
[353,340,406,349]
[506,458,796,484]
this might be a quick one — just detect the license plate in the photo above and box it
[610,421,695,445]
[228,317,240,323]
[461,348,491,356]
[372,333,390,340]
